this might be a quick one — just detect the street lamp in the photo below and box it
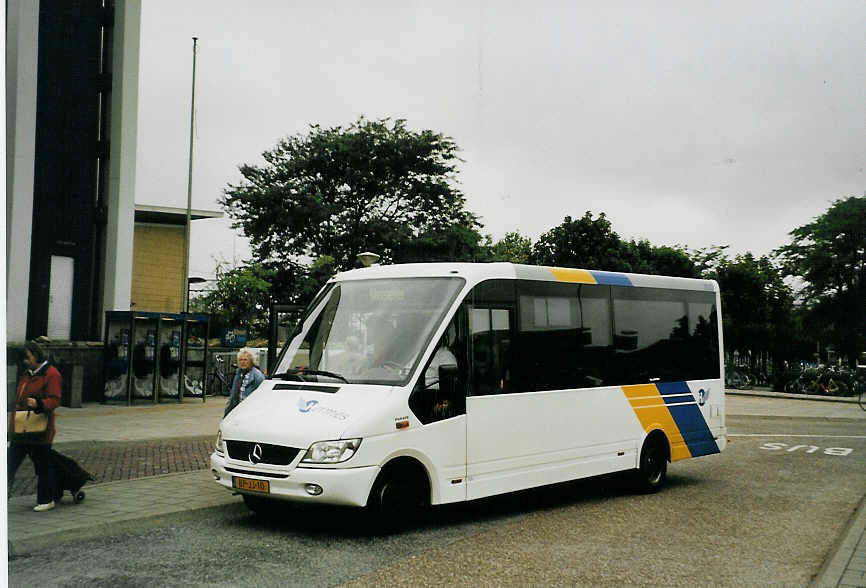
[356,252,380,267]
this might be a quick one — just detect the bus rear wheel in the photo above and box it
[636,433,668,493]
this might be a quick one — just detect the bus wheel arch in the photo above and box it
[636,429,670,493]
[366,456,431,532]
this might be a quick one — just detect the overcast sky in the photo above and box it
[134,0,865,279]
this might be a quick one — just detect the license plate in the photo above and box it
[232,477,270,494]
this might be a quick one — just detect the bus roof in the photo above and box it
[333,262,718,292]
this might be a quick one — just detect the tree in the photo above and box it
[191,263,273,338]
[222,117,479,271]
[709,253,795,365]
[777,196,866,367]
[490,231,532,264]
[621,240,700,278]
[530,212,629,269]
[530,212,698,277]
[392,223,490,264]
[258,255,338,308]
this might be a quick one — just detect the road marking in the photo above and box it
[758,442,853,456]
[730,434,866,439]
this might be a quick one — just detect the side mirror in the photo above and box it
[438,364,458,395]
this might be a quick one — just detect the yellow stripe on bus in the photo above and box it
[622,384,692,461]
[549,268,597,284]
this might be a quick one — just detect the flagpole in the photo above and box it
[183,36,198,313]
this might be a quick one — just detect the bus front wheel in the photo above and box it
[636,433,668,493]
[366,463,428,533]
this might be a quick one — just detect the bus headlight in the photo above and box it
[301,439,361,464]
[215,429,225,455]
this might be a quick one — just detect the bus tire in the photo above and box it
[635,432,668,493]
[366,460,428,534]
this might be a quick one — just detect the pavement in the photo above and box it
[6,398,234,555]
[4,390,866,586]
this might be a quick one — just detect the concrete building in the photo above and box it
[6,1,222,404]
[6,0,220,344]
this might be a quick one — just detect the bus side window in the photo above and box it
[513,281,611,392]
[470,280,515,396]
[609,287,719,385]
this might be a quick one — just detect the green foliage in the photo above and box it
[259,255,338,308]
[529,212,698,277]
[392,223,490,264]
[689,245,731,276]
[222,117,479,271]
[706,253,796,358]
[530,212,624,269]
[490,231,532,264]
[300,255,338,302]
[191,263,273,337]
[621,241,700,278]
[776,195,866,366]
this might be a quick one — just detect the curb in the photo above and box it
[726,389,861,404]
[810,493,866,587]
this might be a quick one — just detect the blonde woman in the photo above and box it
[224,348,265,416]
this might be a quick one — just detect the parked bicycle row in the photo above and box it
[782,365,865,397]
[724,365,764,390]
[724,362,865,397]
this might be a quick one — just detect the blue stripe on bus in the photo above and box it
[656,381,692,405]
[668,404,720,457]
[656,382,720,457]
[589,271,632,286]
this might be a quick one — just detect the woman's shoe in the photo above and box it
[33,501,55,512]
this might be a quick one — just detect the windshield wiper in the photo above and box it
[272,368,350,384]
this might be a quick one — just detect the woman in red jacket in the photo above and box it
[7,340,62,511]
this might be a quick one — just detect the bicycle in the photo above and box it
[784,366,824,395]
[207,355,233,397]
[784,377,804,394]
[725,366,753,390]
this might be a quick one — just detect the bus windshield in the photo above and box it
[274,277,465,386]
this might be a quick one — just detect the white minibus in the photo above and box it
[211,262,726,526]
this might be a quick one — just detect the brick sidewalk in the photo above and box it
[8,436,214,497]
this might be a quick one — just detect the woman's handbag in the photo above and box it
[12,409,49,434]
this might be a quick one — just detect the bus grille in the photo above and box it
[225,441,301,466]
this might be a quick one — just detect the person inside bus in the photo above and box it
[424,322,459,419]
[340,335,367,377]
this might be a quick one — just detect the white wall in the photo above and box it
[102,0,142,320]
[5,0,40,342]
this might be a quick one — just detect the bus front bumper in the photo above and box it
[210,452,379,507]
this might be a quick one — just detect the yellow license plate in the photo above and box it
[232,477,270,494]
